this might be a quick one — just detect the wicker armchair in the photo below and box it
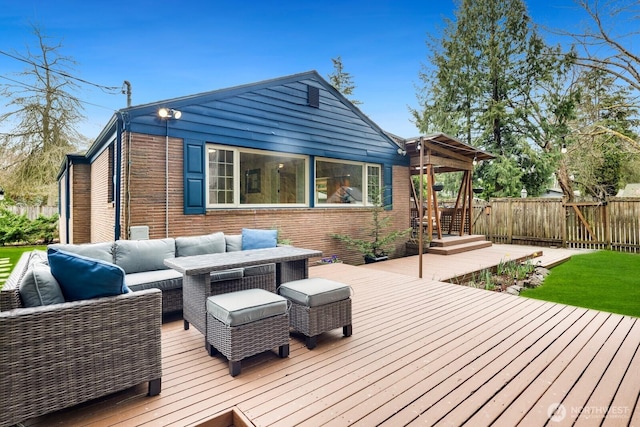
[0,254,163,427]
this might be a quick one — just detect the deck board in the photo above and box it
[23,246,638,427]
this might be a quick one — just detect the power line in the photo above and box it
[0,74,120,113]
[0,49,122,94]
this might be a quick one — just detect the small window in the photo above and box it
[208,147,235,205]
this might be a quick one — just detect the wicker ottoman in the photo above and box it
[206,289,290,377]
[278,278,352,349]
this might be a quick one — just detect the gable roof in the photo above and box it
[105,70,404,164]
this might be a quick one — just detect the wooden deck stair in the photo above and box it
[427,234,492,255]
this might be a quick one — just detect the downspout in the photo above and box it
[64,156,71,244]
[165,119,169,238]
[114,114,124,240]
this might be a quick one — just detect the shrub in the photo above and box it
[0,208,59,245]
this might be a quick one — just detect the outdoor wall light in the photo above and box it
[397,148,407,156]
[158,107,182,119]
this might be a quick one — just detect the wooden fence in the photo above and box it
[467,197,640,253]
[3,205,58,220]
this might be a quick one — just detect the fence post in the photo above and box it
[604,203,611,250]
[561,201,567,248]
[507,198,513,244]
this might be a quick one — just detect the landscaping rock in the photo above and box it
[506,285,522,296]
[535,266,550,277]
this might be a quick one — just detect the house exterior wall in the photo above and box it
[120,132,182,239]
[120,131,411,264]
[69,163,91,244]
[90,148,115,242]
[64,72,412,258]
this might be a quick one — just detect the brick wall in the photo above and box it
[91,148,115,242]
[118,132,412,265]
[120,132,181,239]
[70,163,91,244]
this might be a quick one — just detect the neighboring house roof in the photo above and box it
[617,183,640,197]
[540,188,564,198]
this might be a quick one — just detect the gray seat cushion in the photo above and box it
[114,238,175,274]
[278,278,351,307]
[176,232,226,257]
[206,288,287,327]
[28,250,49,267]
[225,234,242,252]
[48,242,114,264]
[125,269,183,292]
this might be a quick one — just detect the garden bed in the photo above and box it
[447,259,549,294]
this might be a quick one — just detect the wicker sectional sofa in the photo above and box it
[0,248,163,427]
[0,231,276,426]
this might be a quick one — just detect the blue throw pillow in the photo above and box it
[48,247,129,302]
[241,228,278,250]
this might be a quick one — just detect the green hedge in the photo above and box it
[0,208,58,245]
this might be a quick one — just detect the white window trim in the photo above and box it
[206,144,309,208]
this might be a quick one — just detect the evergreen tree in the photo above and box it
[327,56,362,105]
[415,0,574,198]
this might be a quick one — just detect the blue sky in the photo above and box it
[0,0,600,141]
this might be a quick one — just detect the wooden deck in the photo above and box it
[25,246,639,426]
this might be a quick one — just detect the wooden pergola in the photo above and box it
[404,133,495,240]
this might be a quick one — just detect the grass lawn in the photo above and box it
[0,245,47,288]
[521,250,640,318]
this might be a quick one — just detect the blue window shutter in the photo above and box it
[184,140,205,215]
[384,165,393,211]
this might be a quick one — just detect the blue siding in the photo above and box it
[98,71,410,215]
[126,72,406,167]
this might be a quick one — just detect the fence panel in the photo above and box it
[565,202,608,250]
[608,197,640,253]
[468,197,640,253]
[4,205,58,220]
[478,198,564,247]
